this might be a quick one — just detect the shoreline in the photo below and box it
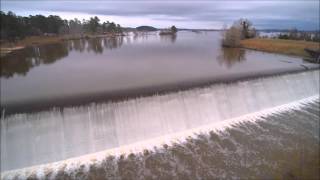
[2,34,319,60]
[240,38,320,59]
[2,67,319,116]
[0,33,126,56]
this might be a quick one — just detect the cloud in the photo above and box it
[1,0,319,30]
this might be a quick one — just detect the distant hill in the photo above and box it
[122,27,136,31]
[136,26,157,31]
[177,28,221,31]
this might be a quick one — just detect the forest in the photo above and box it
[0,11,123,41]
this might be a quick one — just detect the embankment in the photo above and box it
[241,38,319,58]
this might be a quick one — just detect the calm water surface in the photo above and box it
[0,31,318,109]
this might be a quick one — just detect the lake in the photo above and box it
[1,31,318,113]
[1,31,320,177]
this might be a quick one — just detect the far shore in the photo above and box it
[0,33,125,56]
[240,38,319,59]
[2,32,319,60]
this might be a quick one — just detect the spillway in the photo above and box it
[1,70,319,178]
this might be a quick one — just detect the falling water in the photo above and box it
[1,70,319,178]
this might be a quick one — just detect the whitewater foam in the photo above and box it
[1,70,319,179]
[1,96,319,179]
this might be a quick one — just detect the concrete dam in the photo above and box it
[1,69,319,179]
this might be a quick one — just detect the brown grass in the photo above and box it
[0,36,65,56]
[0,35,86,57]
[0,33,124,56]
[241,38,320,58]
[1,36,64,48]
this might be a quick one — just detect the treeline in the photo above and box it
[0,11,123,41]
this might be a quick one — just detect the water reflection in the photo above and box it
[1,36,124,78]
[103,37,123,50]
[71,39,86,52]
[217,48,246,68]
[132,31,157,42]
[87,38,104,54]
[1,43,69,78]
[1,32,306,82]
[159,34,177,43]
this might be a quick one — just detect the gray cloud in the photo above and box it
[1,0,319,30]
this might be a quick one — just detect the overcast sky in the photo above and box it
[1,0,319,30]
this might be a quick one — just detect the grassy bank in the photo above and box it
[241,38,319,58]
[0,36,62,56]
[0,33,124,56]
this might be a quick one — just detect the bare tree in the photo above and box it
[222,26,242,47]
[288,28,298,40]
[222,18,257,47]
[233,18,257,39]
